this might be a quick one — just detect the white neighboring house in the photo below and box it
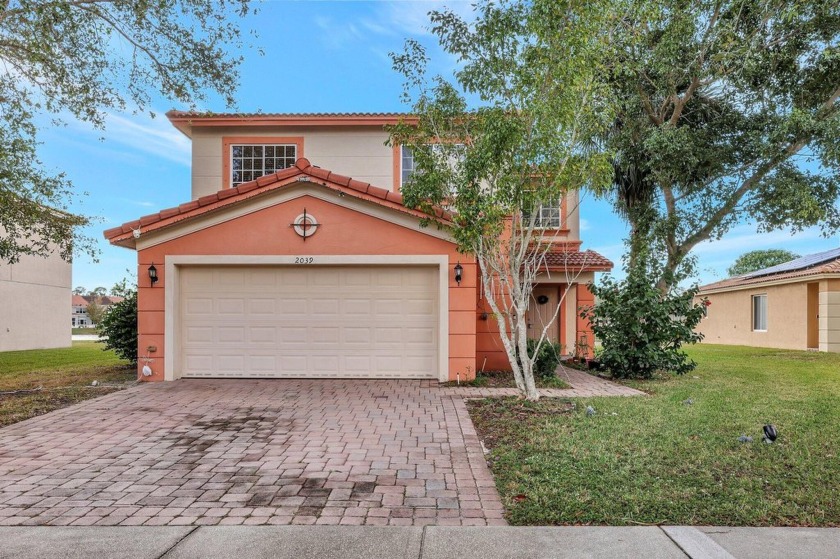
[71,295,125,329]
[0,250,72,351]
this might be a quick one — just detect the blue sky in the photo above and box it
[34,0,838,292]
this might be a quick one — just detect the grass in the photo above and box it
[468,344,840,527]
[0,341,135,428]
[72,327,98,335]
[443,369,570,389]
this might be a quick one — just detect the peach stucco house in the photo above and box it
[697,248,840,353]
[104,112,612,381]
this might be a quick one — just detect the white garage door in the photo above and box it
[178,265,439,378]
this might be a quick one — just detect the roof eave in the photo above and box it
[165,111,419,136]
[698,272,840,294]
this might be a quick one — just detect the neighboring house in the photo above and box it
[71,295,125,328]
[104,112,612,381]
[697,247,840,353]
[0,248,71,352]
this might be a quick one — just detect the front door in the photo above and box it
[526,286,560,343]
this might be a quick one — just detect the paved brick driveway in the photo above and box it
[0,380,504,527]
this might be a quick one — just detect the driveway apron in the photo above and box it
[0,380,503,527]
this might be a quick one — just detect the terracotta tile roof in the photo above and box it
[72,295,125,307]
[104,158,452,246]
[541,249,613,272]
[699,256,840,292]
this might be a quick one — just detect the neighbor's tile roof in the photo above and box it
[104,158,451,246]
[699,257,840,292]
[542,249,613,272]
[72,295,125,306]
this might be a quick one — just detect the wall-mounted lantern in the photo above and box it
[454,262,463,286]
[148,263,159,287]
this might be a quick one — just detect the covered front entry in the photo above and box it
[178,263,440,379]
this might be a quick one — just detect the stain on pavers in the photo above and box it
[0,380,505,526]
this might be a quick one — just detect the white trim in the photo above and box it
[699,273,840,295]
[135,183,454,250]
[164,254,450,382]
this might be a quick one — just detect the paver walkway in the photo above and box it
[0,380,503,527]
[440,364,645,398]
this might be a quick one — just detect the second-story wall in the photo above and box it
[188,124,580,243]
[191,126,393,200]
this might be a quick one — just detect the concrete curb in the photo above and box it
[1,526,838,558]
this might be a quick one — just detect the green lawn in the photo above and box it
[443,369,570,389]
[71,327,98,335]
[468,344,840,526]
[0,341,135,427]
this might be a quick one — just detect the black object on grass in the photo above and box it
[763,424,778,442]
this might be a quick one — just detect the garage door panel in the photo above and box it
[344,327,372,344]
[248,299,278,314]
[312,299,340,315]
[179,265,439,379]
[185,298,214,315]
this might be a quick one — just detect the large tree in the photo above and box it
[607,0,840,290]
[0,0,254,263]
[728,249,800,276]
[389,0,615,400]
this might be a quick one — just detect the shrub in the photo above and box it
[99,290,138,364]
[581,263,705,379]
[517,338,563,379]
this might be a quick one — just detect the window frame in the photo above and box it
[395,143,466,193]
[222,136,304,189]
[752,294,768,332]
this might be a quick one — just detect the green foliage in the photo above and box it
[529,338,563,379]
[85,298,105,327]
[604,0,840,288]
[389,0,616,399]
[728,249,800,277]
[0,0,255,263]
[99,291,138,365]
[516,338,563,379]
[583,256,706,378]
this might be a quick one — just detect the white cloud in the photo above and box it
[102,113,191,166]
[693,225,824,256]
[579,218,591,232]
[355,1,475,39]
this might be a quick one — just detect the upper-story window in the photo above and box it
[533,201,563,229]
[231,144,297,187]
[400,144,465,191]
[401,146,417,187]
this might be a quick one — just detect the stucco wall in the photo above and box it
[474,272,595,371]
[698,283,810,350]
[820,279,840,352]
[191,126,394,199]
[135,192,476,381]
[0,250,71,351]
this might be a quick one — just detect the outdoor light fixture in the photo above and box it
[148,263,158,286]
[454,262,463,285]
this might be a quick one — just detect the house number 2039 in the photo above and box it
[294,257,314,264]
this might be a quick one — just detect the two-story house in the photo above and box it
[72,295,125,328]
[104,112,611,381]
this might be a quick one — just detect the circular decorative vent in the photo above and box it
[293,212,319,239]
